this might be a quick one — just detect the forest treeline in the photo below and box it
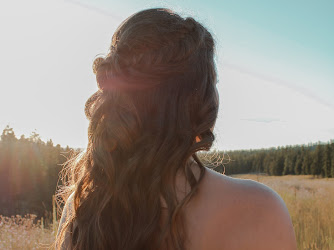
[207,141,334,177]
[0,126,333,219]
[0,126,70,221]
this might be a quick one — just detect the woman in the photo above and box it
[56,8,297,250]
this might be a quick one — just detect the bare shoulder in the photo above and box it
[56,192,75,250]
[196,168,297,250]
[58,192,75,229]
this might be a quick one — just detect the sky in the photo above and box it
[0,0,333,150]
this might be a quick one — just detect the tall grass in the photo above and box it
[0,214,55,249]
[0,195,58,249]
[0,176,333,249]
[235,174,334,250]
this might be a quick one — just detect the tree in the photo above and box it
[310,144,323,176]
[269,151,284,176]
[302,152,311,175]
[29,131,42,144]
[294,154,302,175]
[0,127,69,218]
[322,144,332,177]
[331,143,334,178]
[283,148,296,175]
[253,151,265,173]
[1,125,17,142]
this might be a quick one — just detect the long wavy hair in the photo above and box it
[56,8,218,250]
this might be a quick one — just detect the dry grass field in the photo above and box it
[0,214,56,249]
[0,175,333,249]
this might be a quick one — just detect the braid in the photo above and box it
[93,15,209,83]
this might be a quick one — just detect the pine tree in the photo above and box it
[331,143,334,178]
[270,151,284,176]
[323,144,332,177]
[1,125,17,142]
[311,144,323,176]
[283,154,291,175]
[294,154,302,175]
[302,151,311,175]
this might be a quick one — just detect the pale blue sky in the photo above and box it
[0,0,333,150]
[86,0,334,102]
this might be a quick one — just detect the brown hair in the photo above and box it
[56,8,218,250]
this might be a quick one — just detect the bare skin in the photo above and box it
[58,162,297,250]
[181,165,297,250]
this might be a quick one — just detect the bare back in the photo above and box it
[180,167,297,250]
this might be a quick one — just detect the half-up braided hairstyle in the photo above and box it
[56,8,218,250]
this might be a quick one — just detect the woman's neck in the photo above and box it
[160,157,202,208]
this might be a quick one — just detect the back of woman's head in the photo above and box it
[57,8,218,250]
